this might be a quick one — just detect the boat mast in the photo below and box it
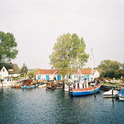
[90,48,94,76]
[77,56,81,81]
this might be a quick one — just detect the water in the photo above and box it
[0,88,124,124]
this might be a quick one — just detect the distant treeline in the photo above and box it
[97,60,124,79]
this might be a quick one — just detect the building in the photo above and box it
[0,63,20,79]
[36,70,61,81]
[71,68,99,81]
[36,68,99,82]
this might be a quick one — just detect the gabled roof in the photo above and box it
[0,63,20,74]
[81,69,92,74]
[36,69,97,75]
[36,70,59,74]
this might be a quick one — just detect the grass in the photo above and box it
[101,81,122,87]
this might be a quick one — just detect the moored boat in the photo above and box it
[21,84,38,89]
[103,89,118,98]
[116,89,124,101]
[38,83,46,88]
[70,80,101,96]
[46,81,63,90]
[0,78,16,87]
[64,83,73,92]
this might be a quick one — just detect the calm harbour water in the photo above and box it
[0,87,124,124]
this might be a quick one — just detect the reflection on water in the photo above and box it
[0,88,124,124]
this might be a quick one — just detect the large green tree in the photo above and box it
[49,33,89,79]
[98,60,122,79]
[0,31,18,63]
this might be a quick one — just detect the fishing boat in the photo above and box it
[116,89,124,101]
[70,80,101,96]
[69,49,101,96]
[103,89,118,98]
[21,84,38,89]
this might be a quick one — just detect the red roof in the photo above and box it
[36,70,59,74]
[81,69,92,74]
[36,69,96,75]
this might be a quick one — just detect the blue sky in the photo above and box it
[0,0,124,69]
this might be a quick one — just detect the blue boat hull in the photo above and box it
[70,83,101,96]
[21,84,38,89]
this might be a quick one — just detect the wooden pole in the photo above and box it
[112,88,114,103]
[94,86,96,98]
[112,88,113,97]
[1,79,3,88]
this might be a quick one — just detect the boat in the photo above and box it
[69,49,101,96]
[116,89,124,101]
[46,81,63,90]
[11,84,21,88]
[0,78,16,87]
[70,80,101,96]
[21,84,39,89]
[103,89,118,98]
[64,83,73,92]
[38,83,46,88]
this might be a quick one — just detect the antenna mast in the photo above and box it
[90,48,94,75]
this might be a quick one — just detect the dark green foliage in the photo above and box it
[0,31,18,63]
[98,60,123,79]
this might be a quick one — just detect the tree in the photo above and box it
[20,63,28,77]
[98,60,122,79]
[49,33,89,79]
[0,31,18,63]
[28,68,41,78]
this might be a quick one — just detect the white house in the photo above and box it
[36,69,100,82]
[66,69,99,82]
[0,63,20,79]
[36,69,61,81]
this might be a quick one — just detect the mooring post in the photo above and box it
[112,88,114,103]
[112,88,113,97]
[1,79,3,88]
[94,86,96,98]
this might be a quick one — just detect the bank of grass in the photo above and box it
[101,81,122,87]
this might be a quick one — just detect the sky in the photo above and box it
[0,0,124,69]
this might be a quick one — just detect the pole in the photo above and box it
[112,88,113,97]
[112,88,114,103]
[94,86,96,98]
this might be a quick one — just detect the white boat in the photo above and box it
[38,83,46,88]
[0,78,16,87]
[103,89,118,98]
[64,84,73,92]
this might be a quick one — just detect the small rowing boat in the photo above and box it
[21,84,38,89]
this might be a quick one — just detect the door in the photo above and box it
[57,75,61,80]
[85,75,89,81]
[46,75,49,81]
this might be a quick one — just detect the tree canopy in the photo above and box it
[98,60,123,79]
[0,31,18,63]
[49,33,89,78]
